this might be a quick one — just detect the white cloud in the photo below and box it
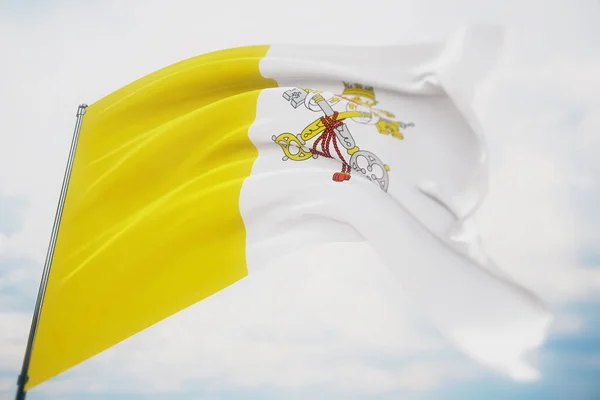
[0,0,599,398]
[549,313,585,336]
[577,103,600,162]
[0,312,30,372]
[0,235,7,256]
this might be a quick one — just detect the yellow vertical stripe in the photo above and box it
[27,45,277,389]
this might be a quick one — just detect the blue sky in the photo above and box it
[1,1,599,399]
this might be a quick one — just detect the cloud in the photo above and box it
[0,0,599,398]
[0,312,30,375]
[0,258,38,312]
[0,196,28,236]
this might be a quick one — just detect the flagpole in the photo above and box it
[15,104,88,400]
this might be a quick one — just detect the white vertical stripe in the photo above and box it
[240,27,551,381]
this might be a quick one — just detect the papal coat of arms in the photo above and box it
[272,82,414,192]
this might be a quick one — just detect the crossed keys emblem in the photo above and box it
[271,88,391,192]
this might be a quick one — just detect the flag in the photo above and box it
[26,26,551,389]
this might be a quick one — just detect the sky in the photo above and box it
[0,0,599,399]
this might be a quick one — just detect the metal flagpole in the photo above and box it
[15,104,88,400]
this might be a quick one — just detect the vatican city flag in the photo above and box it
[25,26,551,390]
